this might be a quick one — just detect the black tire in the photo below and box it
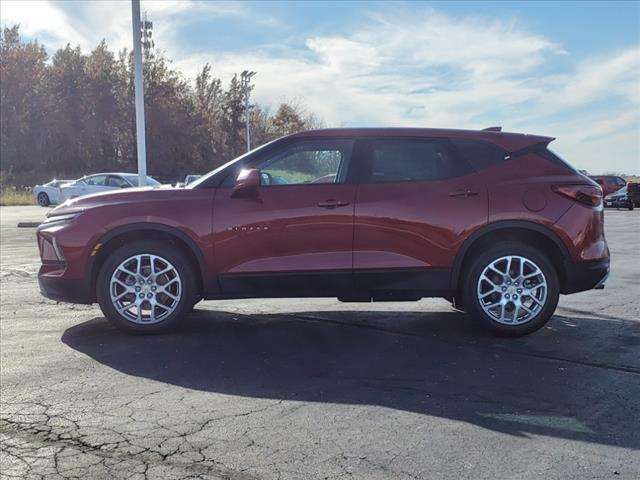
[96,240,198,334]
[628,203,634,211]
[462,242,560,337]
[37,192,50,207]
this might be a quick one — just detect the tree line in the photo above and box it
[0,25,320,185]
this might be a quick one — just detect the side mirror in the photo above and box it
[232,169,260,198]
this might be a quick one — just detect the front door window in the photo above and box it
[256,140,352,186]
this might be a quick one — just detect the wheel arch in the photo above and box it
[88,223,208,301]
[451,221,570,292]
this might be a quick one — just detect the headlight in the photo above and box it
[41,212,80,226]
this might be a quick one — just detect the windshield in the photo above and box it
[124,175,161,186]
[187,140,278,188]
[612,186,627,195]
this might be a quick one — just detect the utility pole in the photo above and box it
[131,0,147,186]
[240,70,256,152]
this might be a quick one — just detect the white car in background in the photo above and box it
[184,174,201,185]
[33,179,74,206]
[59,173,161,202]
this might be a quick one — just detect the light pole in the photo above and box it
[141,12,154,54]
[131,0,147,186]
[240,70,256,152]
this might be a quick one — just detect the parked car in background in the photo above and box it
[59,173,161,202]
[175,175,202,187]
[184,174,201,185]
[33,179,74,206]
[627,182,640,208]
[38,128,609,338]
[604,186,634,210]
[589,175,627,196]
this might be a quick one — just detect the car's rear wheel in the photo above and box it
[37,192,50,207]
[96,241,197,334]
[463,243,559,337]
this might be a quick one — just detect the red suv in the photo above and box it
[589,175,627,196]
[37,128,609,336]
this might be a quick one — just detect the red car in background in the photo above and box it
[37,128,609,337]
[589,175,627,196]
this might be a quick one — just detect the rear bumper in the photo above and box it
[562,258,610,294]
[38,274,93,304]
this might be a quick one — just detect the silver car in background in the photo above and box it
[59,173,161,202]
[33,179,74,206]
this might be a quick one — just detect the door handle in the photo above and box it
[448,189,479,198]
[318,200,350,209]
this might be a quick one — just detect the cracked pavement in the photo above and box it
[1,206,639,479]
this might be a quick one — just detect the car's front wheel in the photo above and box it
[463,243,560,337]
[37,192,50,207]
[96,241,197,334]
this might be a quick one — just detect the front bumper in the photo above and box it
[38,271,94,304]
[562,258,610,294]
[604,198,631,208]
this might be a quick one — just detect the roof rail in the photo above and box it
[482,126,502,132]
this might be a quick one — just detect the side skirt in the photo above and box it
[207,268,452,300]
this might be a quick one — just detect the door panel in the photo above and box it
[212,184,356,295]
[354,175,487,270]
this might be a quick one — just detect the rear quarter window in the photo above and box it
[535,147,579,173]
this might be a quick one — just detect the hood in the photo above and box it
[48,184,179,216]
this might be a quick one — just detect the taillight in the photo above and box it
[552,184,602,206]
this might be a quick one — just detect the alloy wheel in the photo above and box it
[109,254,182,324]
[476,255,548,325]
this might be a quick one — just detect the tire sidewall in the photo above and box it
[96,240,196,334]
[464,243,560,337]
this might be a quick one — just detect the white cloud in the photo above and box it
[1,0,88,49]
[1,1,638,173]
[0,0,251,52]
[539,48,640,109]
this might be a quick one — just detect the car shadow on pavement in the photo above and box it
[62,308,640,449]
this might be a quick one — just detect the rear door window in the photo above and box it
[360,138,470,183]
[451,139,509,171]
[107,175,130,187]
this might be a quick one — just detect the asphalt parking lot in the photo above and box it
[1,205,639,480]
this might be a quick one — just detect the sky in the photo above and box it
[2,0,639,174]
